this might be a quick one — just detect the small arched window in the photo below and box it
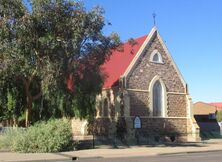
[153,53,160,62]
[150,50,163,63]
[103,98,108,117]
[153,80,163,116]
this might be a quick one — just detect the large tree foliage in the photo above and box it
[0,0,120,126]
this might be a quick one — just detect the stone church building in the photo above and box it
[72,27,199,142]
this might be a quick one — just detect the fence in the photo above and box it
[74,131,216,150]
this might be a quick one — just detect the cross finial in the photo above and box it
[152,12,156,26]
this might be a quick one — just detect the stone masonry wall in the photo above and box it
[126,117,189,143]
[167,94,187,117]
[71,118,88,136]
[128,91,150,116]
[127,117,188,135]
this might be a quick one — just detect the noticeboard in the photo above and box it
[134,116,141,129]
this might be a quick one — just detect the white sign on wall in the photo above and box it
[134,116,141,129]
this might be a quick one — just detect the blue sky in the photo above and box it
[84,0,222,103]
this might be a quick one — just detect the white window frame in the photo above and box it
[149,76,167,117]
[150,49,164,64]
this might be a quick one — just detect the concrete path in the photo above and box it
[1,140,222,162]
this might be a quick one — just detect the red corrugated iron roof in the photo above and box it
[209,103,222,110]
[101,35,147,89]
[194,102,222,111]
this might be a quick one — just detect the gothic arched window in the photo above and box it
[103,98,108,117]
[98,101,102,117]
[153,80,163,116]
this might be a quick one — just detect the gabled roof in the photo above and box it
[193,102,217,115]
[193,102,222,115]
[209,103,222,110]
[101,26,187,89]
[101,35,147,89]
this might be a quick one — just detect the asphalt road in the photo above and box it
[72,151,222,162]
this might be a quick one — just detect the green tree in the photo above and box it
[216,110,222,122]
[0,70,25,126]
[0,0,120,126]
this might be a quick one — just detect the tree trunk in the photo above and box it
[25,109,29,127]
[21,75,42,127]
[25,97,32,127]
[13,117,18,127]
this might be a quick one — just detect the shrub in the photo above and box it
[0,127,24,150]
[0,119,73,153]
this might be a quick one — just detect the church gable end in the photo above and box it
[124,28,187,118]
[126,31,186,93]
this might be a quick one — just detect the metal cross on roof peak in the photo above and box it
[152,12,156,26]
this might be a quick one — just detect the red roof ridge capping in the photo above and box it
[101,35,147,89]
[208,102,222,110]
